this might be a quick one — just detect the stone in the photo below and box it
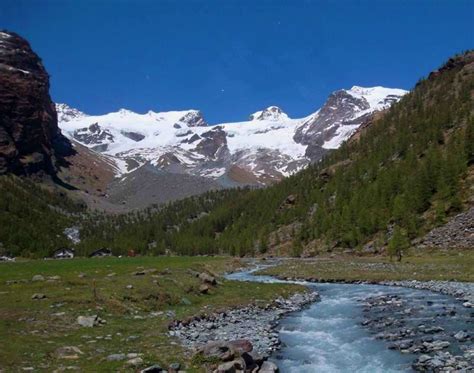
[454,330,469,341]
[199,272,217,285]
[32,275,45,282]
[140,364,163,373]
[418,354,432,363]
[32,293,46,300]
[77,315,105,327]
[259,361,279,372]
[216,358,245,373]
[198,341,235,362]
[168,362,180,372]
[126,285,133,289]
[422,326,444,334]
[199,284,210,294]
[228,339,253,354]
[107,353,126,361]
[247,351,264,365]
[180,297,191,305]
[126,357,143,367]
[55,346,83,360]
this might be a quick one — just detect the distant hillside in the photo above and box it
[1,50,472,258]
[75,51,473,257]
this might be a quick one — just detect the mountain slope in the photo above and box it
[58,86,406,185]
[75,51,473,256]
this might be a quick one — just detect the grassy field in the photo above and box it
[0,256,304,372]
[259,250,474,282]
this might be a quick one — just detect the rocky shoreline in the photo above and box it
[380,280,474,308]
[269,273,474,309]
[360,293,473,372]
[170,266,473,372]
[258,273,474,372]
[168,291,319,371]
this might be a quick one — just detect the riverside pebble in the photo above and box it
[359,293,474,371]
[169,291,319,356]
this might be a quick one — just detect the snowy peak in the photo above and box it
[249,106,289,121]
[175,110,208,128]
[294,86,407,154]
[56,103,87,123]
[57,84,406,184]
[345,86,408,111]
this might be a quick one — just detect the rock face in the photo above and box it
[417,207,474,249]
[0,30,72,175]
[294,86,406,160]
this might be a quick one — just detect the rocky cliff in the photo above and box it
[0,30,72,176]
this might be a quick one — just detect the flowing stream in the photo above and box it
[226,266,472,373]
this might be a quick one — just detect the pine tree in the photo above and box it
[388,226,410,262]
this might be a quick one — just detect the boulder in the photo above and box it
[215,358,245,373]
[32,275,45,282]
[199,284,210,294]
[77,315,105,327]
[199,272,217,285]
[198,341,235,362]
[228,339,253,354]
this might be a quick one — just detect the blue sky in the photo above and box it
[1,0,473,123]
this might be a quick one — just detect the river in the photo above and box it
[226,265,472,372]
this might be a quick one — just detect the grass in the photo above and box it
[258,250,474,282]
[0,256,304,372]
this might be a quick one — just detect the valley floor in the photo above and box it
[259,249,474,283]
[0,251,472,372]
[0,256,303,372]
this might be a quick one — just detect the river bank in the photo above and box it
[171,262,473,372]
[169,291,319,356]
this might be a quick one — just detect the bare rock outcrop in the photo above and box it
[0,30,72,176]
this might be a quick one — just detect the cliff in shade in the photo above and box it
[0,30,72,176]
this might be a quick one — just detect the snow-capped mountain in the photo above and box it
[57,86,407,184]
[294,86,408,160]
[55,103,87,123]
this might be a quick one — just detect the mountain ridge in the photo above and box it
[57,85,407,185]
